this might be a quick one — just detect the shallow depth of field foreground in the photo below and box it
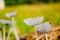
[0,2,60,40]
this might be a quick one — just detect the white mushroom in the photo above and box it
[6,11,20,40]
[36,22,52,34]
[24,16,44,40]
[0,20,12,25]
[36,22,52,40]
[6,11,17,18]
[0,20,12,40]
[24,16,44,25]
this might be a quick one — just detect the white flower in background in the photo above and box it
[36,22,52,34]
[24,16,44,25]
[6,11,17,18]
[0,20,12,25]
[0,0,5,10]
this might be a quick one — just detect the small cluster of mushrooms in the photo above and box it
[0,11,60,40]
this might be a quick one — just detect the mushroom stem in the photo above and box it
[7,27,12,40]
[34,26,39,40]
[3,25,5,40]
[0,27,3,40]
[12,17,19,40]
[45,33,48,40]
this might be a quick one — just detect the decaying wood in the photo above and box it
[20,26,60,40]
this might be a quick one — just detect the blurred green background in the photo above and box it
[0,0,60,39]
[4,0,60,6]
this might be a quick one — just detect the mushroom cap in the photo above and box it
[36,22,52,34]
[24,16,44,26]
[0,20,12,25]
[6,11,17,18]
